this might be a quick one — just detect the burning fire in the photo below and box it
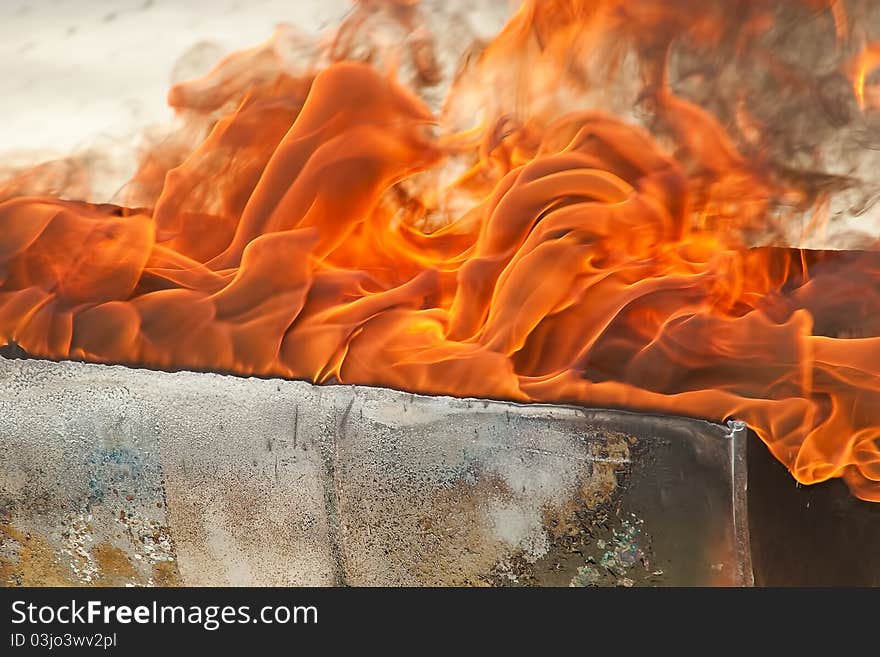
[1,0,879,500]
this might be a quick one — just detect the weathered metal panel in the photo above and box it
[0,357,750,586]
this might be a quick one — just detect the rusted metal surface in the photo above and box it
[0,357,750,586]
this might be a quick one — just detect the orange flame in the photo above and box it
[848,44,880,110]
[1,0,879,500]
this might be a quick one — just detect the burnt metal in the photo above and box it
[747,433,880,586]
[557,414,752,587]
[0,342,27,359]
[0,357,751,587]
[488,413,753,586]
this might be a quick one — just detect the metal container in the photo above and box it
[0,357,751,586]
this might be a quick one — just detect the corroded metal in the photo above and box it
[0,357,750,586]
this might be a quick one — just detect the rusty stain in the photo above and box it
[151,560,183,586]
[91,543,140,586]
[1,522,79,587]
[1,505,180,587]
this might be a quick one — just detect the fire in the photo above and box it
[1,0,879,500]
[848,44,880,110]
